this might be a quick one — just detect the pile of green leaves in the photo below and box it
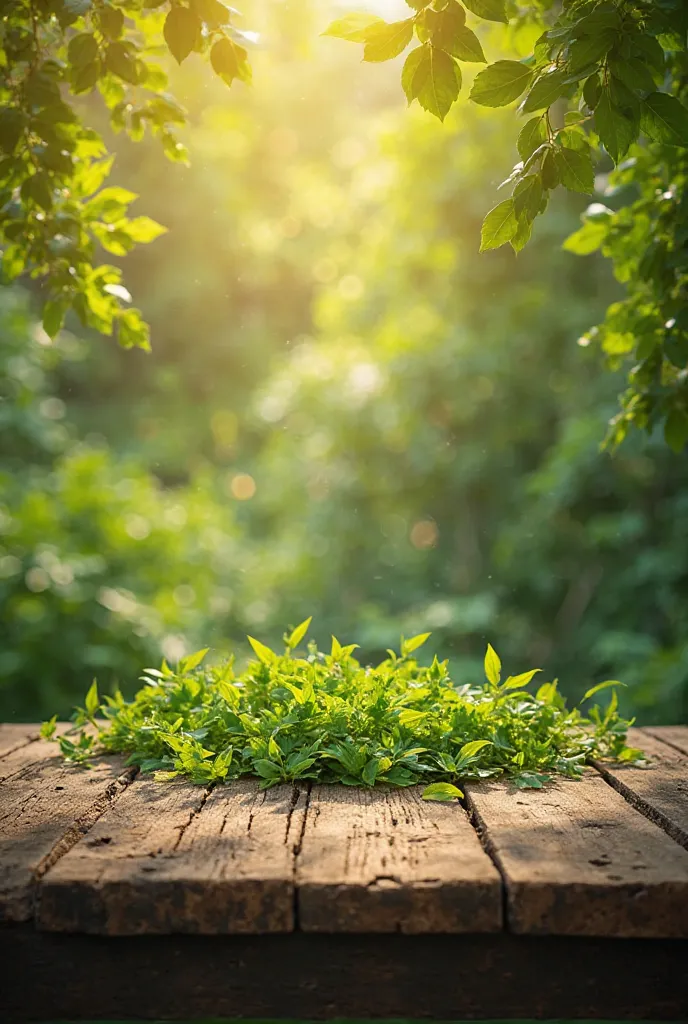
[43,619,642,798]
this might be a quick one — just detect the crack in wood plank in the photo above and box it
[591,727,688,851]
[0,741,135,923]
[37,777,307,934]
[0,725,39,761]
[464,770,688,937]
[34,765,138,881]
[296,784,502,933]
[642,725,688,758]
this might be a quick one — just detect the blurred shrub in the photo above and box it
[0,293,243,718]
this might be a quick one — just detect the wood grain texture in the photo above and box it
[0,725,38,760]
[643,724,688,757]
[297,784,501,933]
[4,927,688,1022]
[0,740,133,922]
[39,777,306,934]
[465,771,688,938]
[592,727,688,849]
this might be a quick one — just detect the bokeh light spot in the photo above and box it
[230,473,256,500]
[410,519,439,550]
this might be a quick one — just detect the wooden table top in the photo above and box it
[2,722,687,939]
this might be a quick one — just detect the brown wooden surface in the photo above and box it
[0,724,38,760]
[593,727,688,850]
[465,769,688,937]
[39,776,307,934]
[644,724,688,757]
[296,783,502,932]
[0,733,133,922]
[1,723,688,943]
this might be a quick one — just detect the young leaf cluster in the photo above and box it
[46,622,642,798]
[0,0,255,344]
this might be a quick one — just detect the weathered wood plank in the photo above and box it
[0,725,38,760]
[465,771,688,937]
[296,784,502,933]
[0,740,133,923]
[591,727,688,849]
[643,725,688,757]
[38,777,306,934]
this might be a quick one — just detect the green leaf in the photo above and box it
[122,216,168,243]
[479,198,518,252]
[363,19,414,63]
[253,758,282,779]
[68,32,99,68]
[445,26,486,63]
[323,13,384,43]
[164,6,202,65]
[640,92,688,148]
[287,616,312,649]
[85,679,99,717]
[484,642,501,685]
[513,772,549,789]
[105,42,139,84]
[99,5,125,38]
[247,635,276,665]
[563,221,608,255]
[117,307,150,350]
[40,715,58,740]
[422,782,464,801]
[567,31,614,74]
[664,409,688,454]
[190,0,231,27]
[609,59,657,97]
[582,679,626,702]
[462,0,507,24]
[42,298,68,339]
[402,631,432,655]
[513,174,542,223]
[22,171,53,211]
[595,88,638,163]
[402,44,461,121]
[502,669,540,690]
[399,708,428,726]
[210,37,251,85]
[470,61,533,108]
[522,70,568,113]
[517,117,547,161]
[554,146,594,194]
[510,216,532,254]
[181,648,210,673]
[430,4,484,62]
[458,739,491,759]
[583,73,602,110]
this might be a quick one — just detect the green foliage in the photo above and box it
[0,0,255,344]
[328,0,688,447]
[51,627,641,788]
[2,0,688,449]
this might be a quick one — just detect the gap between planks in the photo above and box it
[591,726,688,850]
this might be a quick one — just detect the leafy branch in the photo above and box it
[325,0,688,450]
[0,0,255,345]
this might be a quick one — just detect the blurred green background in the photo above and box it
[2,0,687,726]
